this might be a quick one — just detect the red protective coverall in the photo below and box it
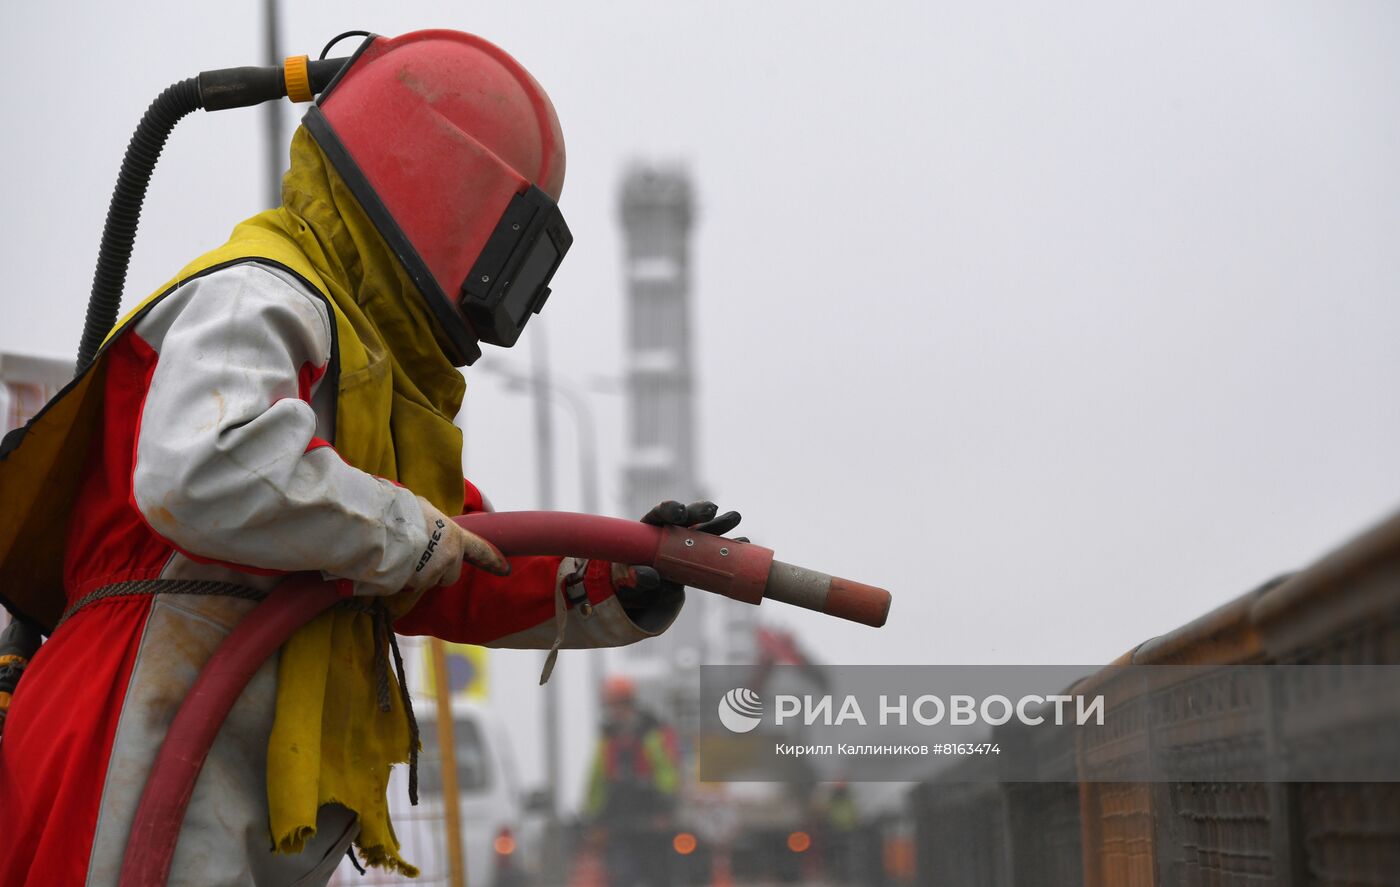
[0,264,679,886]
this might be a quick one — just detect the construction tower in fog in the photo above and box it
[618,165,757,681]
[619,166,705,670]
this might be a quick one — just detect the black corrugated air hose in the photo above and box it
[76,77,203,371]
[1,51,353,734]
[74,56,349,371]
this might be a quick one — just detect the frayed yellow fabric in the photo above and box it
[260,127,467,874]
[130,125,468,874]
[267,609,418,877]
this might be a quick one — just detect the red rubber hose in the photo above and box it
[119,511,889,886]
[118,575,343,887]
[455,511,661,564]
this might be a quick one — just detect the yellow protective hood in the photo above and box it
[257,127,468,874]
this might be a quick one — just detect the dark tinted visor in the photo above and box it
[502,235,561,328]
[461,185,573,348]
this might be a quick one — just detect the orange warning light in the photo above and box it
[673,832,698,855]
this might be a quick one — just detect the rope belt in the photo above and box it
[56,578,269,631]
[56,577,421,804]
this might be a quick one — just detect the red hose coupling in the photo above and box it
[655,525,774,606]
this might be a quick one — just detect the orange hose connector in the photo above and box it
[283,55,313,103]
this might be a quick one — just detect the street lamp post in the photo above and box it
[543,382,600,516]
[527,327,564,837]
[474,352,618,881]
[476,355,603,517]
[261,0,284,209]
[474,357,610,706]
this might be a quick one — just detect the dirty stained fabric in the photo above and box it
[0,124,687,884]
[0,258,442,884]
[1,125,473,878]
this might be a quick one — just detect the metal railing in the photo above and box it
[909,509,1400,886]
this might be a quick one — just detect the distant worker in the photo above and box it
[585,675,682,887]
[820,782,860,883]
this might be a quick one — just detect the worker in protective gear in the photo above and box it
[818,782,860,883]
[584,674,683,887]
[0,29,730,886]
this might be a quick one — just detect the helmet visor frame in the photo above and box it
[460,185,572,349]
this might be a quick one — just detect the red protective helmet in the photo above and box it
[304,30,570,365]
[602,675,638,705]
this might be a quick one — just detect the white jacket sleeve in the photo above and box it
[130,263,430,595]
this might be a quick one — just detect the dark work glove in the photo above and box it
[613,500,745,613]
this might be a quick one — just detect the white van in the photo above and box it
[331,699,542,886]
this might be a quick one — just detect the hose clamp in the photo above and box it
[564,559,593,618]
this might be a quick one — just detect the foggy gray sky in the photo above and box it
[4,2,1400,806]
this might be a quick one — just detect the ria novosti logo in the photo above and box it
[718,688,764,733]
